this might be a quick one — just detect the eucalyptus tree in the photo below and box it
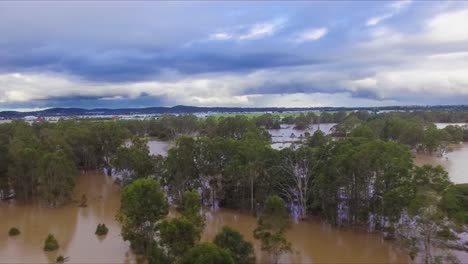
[163,136,200,205]
[253,195,291,264]
[277,146,321,220]
[113,137,156,182]
[214,226,254,264]
[397,165,460,263]
[7,120,42,201]
[117,178,169,255]
[315,138,414,228]
[92,121,129,175]
[179,243,234,264]
[37,150,76,207]
[179,190,205,233]
[0,124,11,199]
[159,217,199,262]
[224,132,278,211]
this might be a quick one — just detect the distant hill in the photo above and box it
[1,105,468,119]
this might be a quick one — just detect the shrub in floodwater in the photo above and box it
[44,234,59,251]
[78,194,88,207]
[56,255,64,263]
[8,227,20,236]
[95,223,109,236]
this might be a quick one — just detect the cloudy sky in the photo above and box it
[0,1,468,110]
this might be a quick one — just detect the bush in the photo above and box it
[8,227,20,236]
[95,223,109,236]
[44,234,59,251]
[56,255,64,263]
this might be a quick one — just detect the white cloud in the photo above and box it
[209,32,233,40]
[1,50,467,108]
[366,0,412,26]
[425,9,468,42]
[363,8,468,49]
[209,18,286,41]
[366,14,393,26]
[291,27,328,43]
[390,0,412,11]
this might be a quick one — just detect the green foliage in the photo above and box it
[253,195,291,264]
[8,227,20,236]
[440,184,468,224]
[178,191,205,232]
[44,234,59,251]
[214,226,254,264]
[56,255,69,263]
[117,178,168,254]
[95,223,109,236]
[37,151,76,207]
[315,139,414,227]
[92,121,129,173]
[164,137,200,204]
[113,137,156,182]
[159,218,199,261]
[178,243,234,264]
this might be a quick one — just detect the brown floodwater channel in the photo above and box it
[1,171,410,263]
[414,142,468,184]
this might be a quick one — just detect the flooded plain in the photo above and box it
[1,124,467,263]
[414,143,468,184]
[1,171,409,263]
[269,123,335,150]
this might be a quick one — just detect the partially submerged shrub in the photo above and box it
[78,194,88,207]
[56,255,69,263]
[8,227,20,236]
[95,223,109,236]
[44,234,59,251]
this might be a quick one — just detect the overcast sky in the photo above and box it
[0,1,467,110]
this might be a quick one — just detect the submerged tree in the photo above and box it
[179,242,234,264]
[253,195,291,264]
[44,234,59,251]
[37,151,76,207]
[113,137,156,182]
[179,190,205,233]
[117,178,169,255]
[214,226,254,264]
[159,217,199,262]
[396,165,460,264]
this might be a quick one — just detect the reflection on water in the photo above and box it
[414,143,468,184]
[1,172,411,263]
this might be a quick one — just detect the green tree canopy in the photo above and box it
[213,226,254,264]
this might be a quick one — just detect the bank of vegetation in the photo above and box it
[0,111,467,263]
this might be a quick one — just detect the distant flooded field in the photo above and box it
[268,123,335,150]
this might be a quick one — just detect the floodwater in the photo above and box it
[435,123,467,129]
[414,143,468,184]
[202,208,407,263]
[269,123,335,150]
[1,172,409,263]
[146,140,173,157]
[0,171,136,263]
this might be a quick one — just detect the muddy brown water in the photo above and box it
[1,171,408,263]
[414,143,468,184]
[2,138,466,263]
